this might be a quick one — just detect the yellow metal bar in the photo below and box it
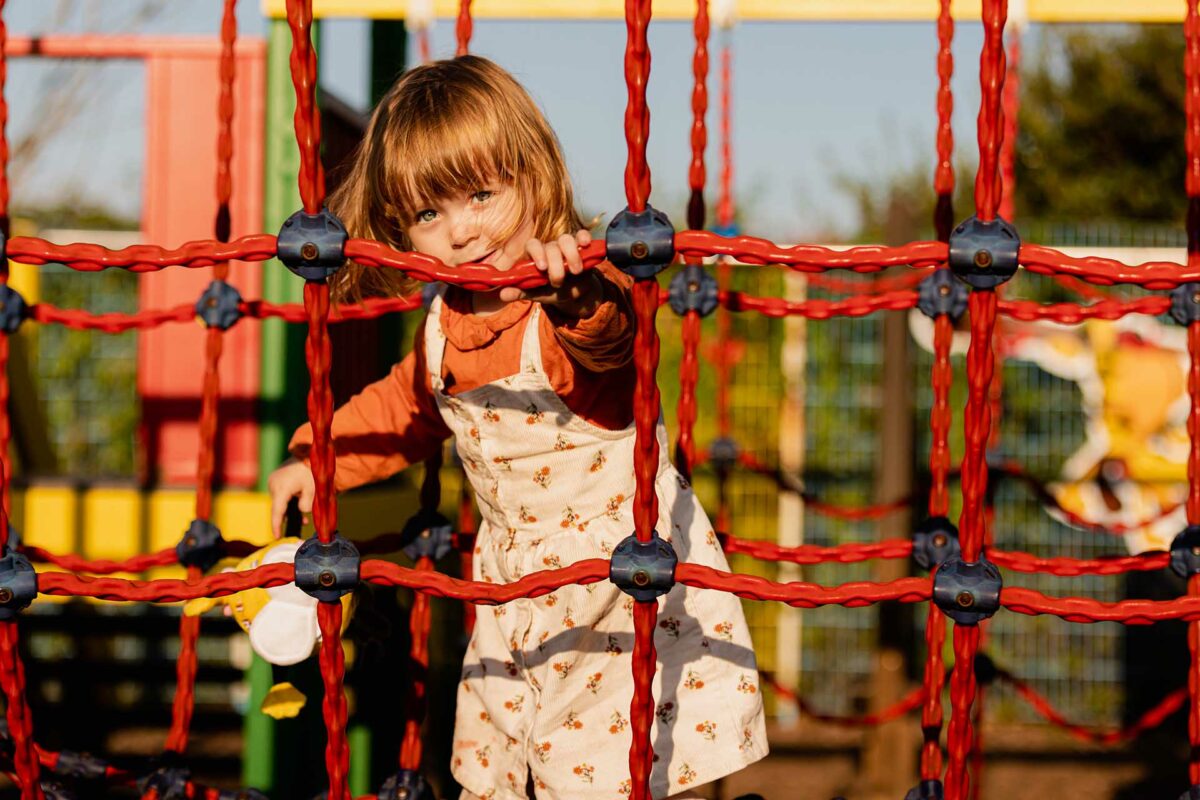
[262,0,1185,23]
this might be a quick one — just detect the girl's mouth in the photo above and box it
[462,250,497,267]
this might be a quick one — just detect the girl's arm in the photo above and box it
[286,320,452,491]
[542,261,635,372]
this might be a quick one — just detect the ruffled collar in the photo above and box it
[439,287,533,351]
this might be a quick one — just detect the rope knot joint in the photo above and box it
[294,534,360,602]
[1169,525,1200,578]
[0,284,30,334]
[1169,282,1200,326]
[931,554,1002,625]
[176,519,226,573]
[400,510,454,562]
[139,765,191,800]
[195,280,244,330]
[668,264,719,317]
[610,533,678,603]
[904,779,944,800]
[277,208,348,281]
[916,269,969,321]
[379,769,434,800]
[606,206,676,279]
[707,436,740,476]
[0,547,36,620]
[912,516,961,571]
[947,215,1019,290]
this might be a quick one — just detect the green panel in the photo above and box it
[241,654,276,791]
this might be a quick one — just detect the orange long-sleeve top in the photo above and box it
[289,263,636,491]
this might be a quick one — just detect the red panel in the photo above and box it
[138,42,266,488]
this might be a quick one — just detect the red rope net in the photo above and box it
[3,0,1200,799]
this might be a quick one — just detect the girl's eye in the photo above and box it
[416,209,437,223]
[471,190,494,204]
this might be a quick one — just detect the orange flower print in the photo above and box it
[537,631,549,651]
[543,593,558,607]
[504,694,525,713]
[684,670,705,690]
[618,779,632,796]
[589,451,607,472]
[658,616,681,639]
[605,494,626,521]
[533,741,552,764]
[452,755,463,770]
[605,634,622,656]
[542,554,563,569]
[525,402,544,424]
[468,426,480,442]
[533,466,551,489]
[609,710,628,734]
[493,604,506,617]
[483,401,500,423]
[519,506,539,524]
[554,433,575,451]
[562,607,576,628]
[706,530,719,549]
[737,674,759,694]
[713,621,734,642]
[493,455,513,471]
[622,596,635,616]
[573,763,595,784]
[534,777,547,791]
[560,507,580,529]
[586,672,603,694]
[677,763,697,786]
[553,660,574,679]
[479,711,491,723]
[506,772,521,792]
[656,701,676,725]
[563,711,583,730]
[739,727,755,752]
[503,660,519,677]
[505,735,519,751]
[474,745,491,768]
[696,720,717,741]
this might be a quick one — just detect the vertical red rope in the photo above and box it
[686,0,709,230]
[418,28,431,64]
[399,558,433,770]
[628,601,659,800]
[165,612,201,754]
[0,622,40,800]
[456,0,473,57]
[284,0,324,213]
[919,604,947,780]
[304,280,337,543]
[959,292,997,564]
[929,314,953,518]
[998,28,1020,223]
[944,624,982,800]
[623,0,653,212]
[676,311,701,476]
[716,38,733,230]
[1189,323,1200,785]
[974,0,1008,222]
[969,685,986,800]
[317,602,350,800]
[0,0,9,539]
[631,282,660,543]
[933,0,955,240]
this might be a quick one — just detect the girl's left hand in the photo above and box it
[498,229,601,317]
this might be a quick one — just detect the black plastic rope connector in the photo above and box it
[378,769,434,800]
[611,533,678,603]
[707,436,739,475]
[0,283,29,334]
[176,519,226,573]
[904,779,944,800]
[912,516,962,571]
[294,534,360,603]
[400,509,454,562]
[668,264,719,317]
[277,208,348,281]
[140,765,190,800]
[54,749,109,781]
[606,205,676,280]
[39,782,76,800]
[1170,525,1200,578]
[916,269,968,321]
[947,215,1020,290]
[0,548,37,620]
[931,554,1002,625]
[195,280,244,330]
[1171,283,1200,326]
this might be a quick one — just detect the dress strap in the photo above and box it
[519,304,544,376]
[423,286,449,392]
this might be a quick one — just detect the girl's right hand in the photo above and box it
[267,458,316,539]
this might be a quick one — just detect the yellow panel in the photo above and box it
[146,491,194,583]
[7,261,38,306]
[82,487,140,560]
[262,0,1183,23]
[214,491,274,547]
[22,485,77,554]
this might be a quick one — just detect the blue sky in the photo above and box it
[3,2,1002,241]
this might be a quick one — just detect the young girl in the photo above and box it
[269,55,766,800]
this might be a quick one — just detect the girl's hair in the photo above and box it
[328,55,585,302]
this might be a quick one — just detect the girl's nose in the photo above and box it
[450,212,480,248]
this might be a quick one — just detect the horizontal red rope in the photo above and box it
[999,296,1171,323]
[361,559,610,602]
[718,289,918,318]
[22,540,260,574]
[8,235,276,272]
[675,232,947,272]
[1002,587,1200,624]
[675,564,931,607]
[1020,243,1199,289]
[37,563,294,602]
[989,548,1171,576]
[720,534,913,564]
[762,669,924,727]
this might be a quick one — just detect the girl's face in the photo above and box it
[405,184,533,272]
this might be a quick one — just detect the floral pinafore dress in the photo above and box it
[425,293,767,800]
